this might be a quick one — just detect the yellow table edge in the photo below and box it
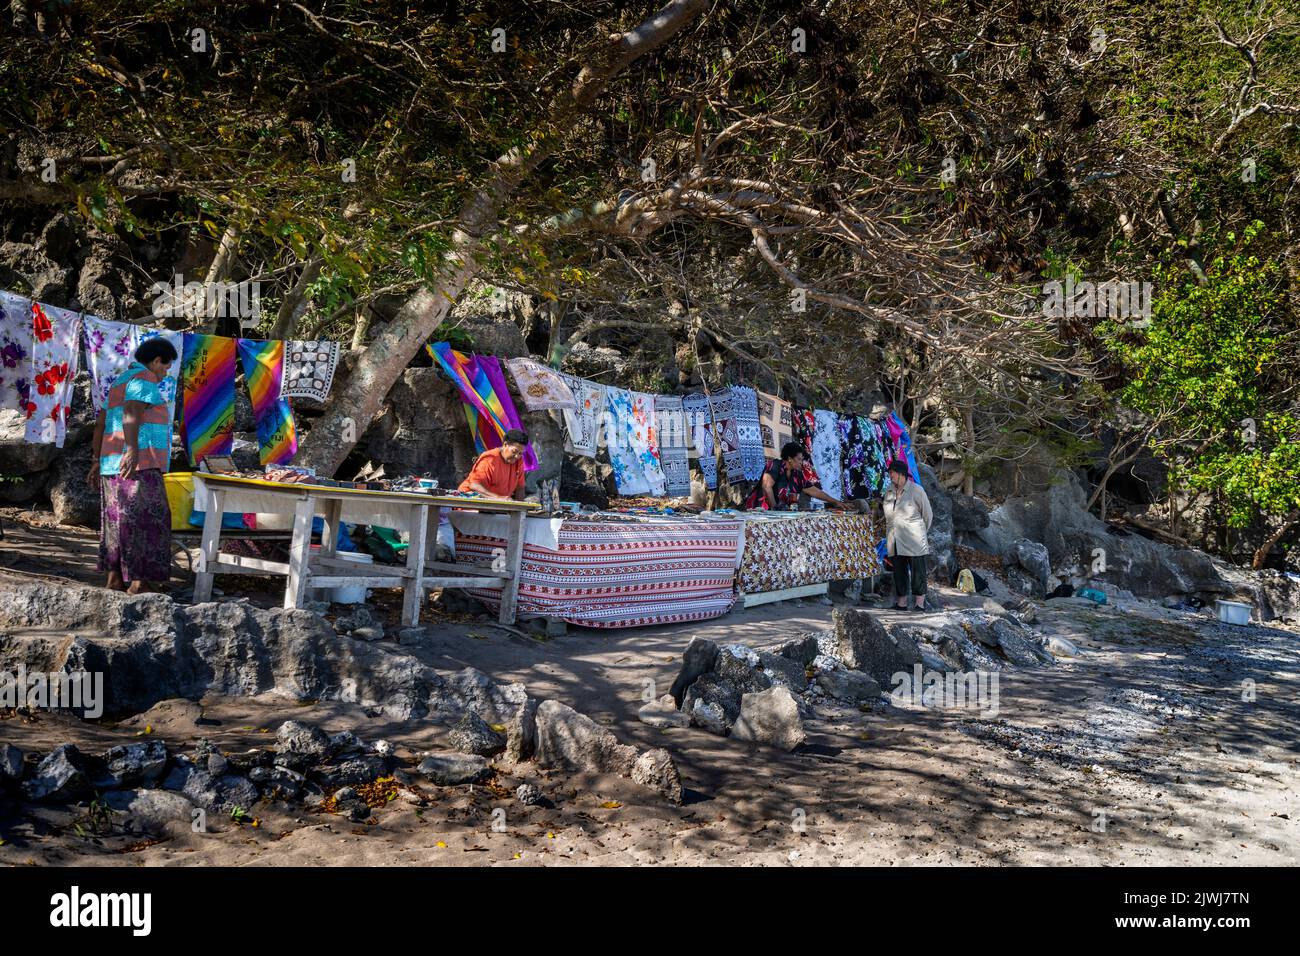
[190,472,540,511]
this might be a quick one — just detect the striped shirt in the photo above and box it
[101,362,172,476]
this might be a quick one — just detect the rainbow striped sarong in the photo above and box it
[180,333,237,466]
[237,338,298,466]
[428,342,537,471]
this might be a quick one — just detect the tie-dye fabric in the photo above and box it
[281,339,340,403]
[886,411,921,482]
[84,316,142,413]
[180,333,237,466]
[558,373,605,457]
[730,385,765,481]
[0,291,32,413]
[25,301,81,447]
[604,386,666,496]
[429,342,538,471]
[237,338,298,465]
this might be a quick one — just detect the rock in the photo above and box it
[448,711,507,756]
[23,744,87,801]
[505,698,538,762]
[328,731,365,757]
[1,743,24,780]
[0,579,542,722]
[1004,538,1053,596]
[534,700,638,776]
[397,627,426,646]
[314,755,388,788]
[333,606,372,633]
[49,440,100,528]
[951,493,990,532]
[773,634,820,667]
[990,617,1053,666]
[682,673,742,734]
[731,687,807,751]
[631,748,684,804]
[832,608,923,685]
[918,642,957,674]
[206,752,229,776]
[417,751,491,786]
[170,760,260,815]
[938,632,1004,673]
[1045,635,1080,658]
[515,783,543,806]
[96,740,168,788]
[714,643,806,694]
[275,720,332,768]
[248,765,306,800]
[351,625,385,642]
[332,785,371,821]
[814,668,882,702]
[918,462,956,578]
[102,789,196,837]
[638,695,691,730]
[668,636,719,705]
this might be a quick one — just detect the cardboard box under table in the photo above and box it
[189,474,538,625]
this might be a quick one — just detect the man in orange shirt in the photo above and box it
[458,428,528,499]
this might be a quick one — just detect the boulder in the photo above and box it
[95,740,168,788]
[950,493,990,532]
[102,789,197,837]
[681,673,742,734]
[275,720,332,769]
[505,698,539,762]
[248,765,306,800]
[631,748,684,804]
[534,700,637,777]
[23,744,87,801]
[714,643,806,695]
[814,667,881,702]
[668,636,719,705]
[832,608,922,685]
[638,695,691,730]
[990,618,1052,666]
[313,755,389,788]
[773,634,821,667]
[0,743,23,781]
[448,710,507,756]
[1004,538,1054,596]
[49,440,100,528]
[515,783,543,806]
[731,687,807,752]
[417,751,491,786]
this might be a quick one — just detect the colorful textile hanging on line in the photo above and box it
[505,357,577,411]
[653,394,691,497]
[138,328,183,426]
[558,372,605,457]
[237,338,298,465]
[84,316,141,413]
[792,406,824,509]
[428,342,538,471]
[708,387,743,482]
[180,333,237,466]
[681,392,717,490]
[756,390,794,459]
[730,385,766,481]
[886,411,921,482]
[280,339,340,403]
[0,290,32,413]
[25,301,81,447]
[812,408,845,502]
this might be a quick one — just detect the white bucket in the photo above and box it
[1215,599,1252,626]
[327,550,373,604]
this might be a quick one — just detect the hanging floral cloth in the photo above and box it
[0,291,32,414]
[25,301,82,447]
[84,316,142,413]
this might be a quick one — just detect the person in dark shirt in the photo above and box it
[744,441,848,511]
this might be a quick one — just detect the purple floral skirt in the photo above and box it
[98,469,172,583]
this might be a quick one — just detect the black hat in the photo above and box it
[503,428,529,445]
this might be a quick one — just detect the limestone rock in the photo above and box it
[448,710,507,756]
[832,608,922,685]
[534,700,637,777]
[669,636,719,705]
[23,744,86,801]
[631,748,684,804]
[417,751,490,786]
[731,687,806,752]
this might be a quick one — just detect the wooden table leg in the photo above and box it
[284,495,316,611]
[401,503,429,626]
[193,489,225,603]
[498,509,525,625]
[319,498,343,559]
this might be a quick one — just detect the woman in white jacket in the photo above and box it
[884,459,933,611]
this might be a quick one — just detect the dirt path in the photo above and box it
[3,566,1296,866]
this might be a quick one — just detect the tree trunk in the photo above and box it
[296,0,708,475]
[1252,509,1299,570]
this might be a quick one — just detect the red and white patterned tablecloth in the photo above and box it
[452,513,744,628]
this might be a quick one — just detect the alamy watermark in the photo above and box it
[0,664,104,719]
[890,665,999,718]
[149,274,263,330]
[1042,277,1151,326]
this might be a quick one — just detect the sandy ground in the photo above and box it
[1,511,1298,866]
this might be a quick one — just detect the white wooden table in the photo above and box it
[189,474,538,625]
